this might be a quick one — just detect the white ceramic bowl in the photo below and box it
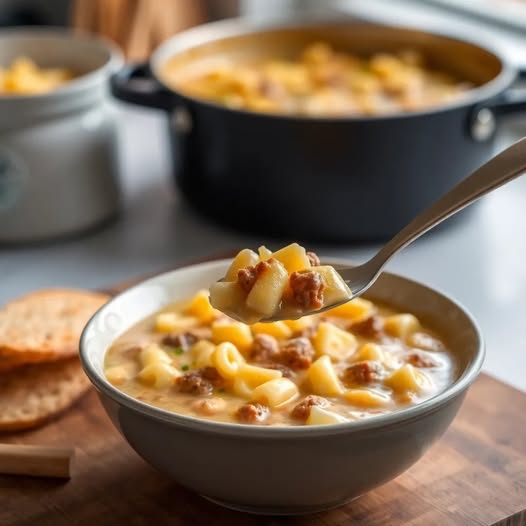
[80,260,484,515]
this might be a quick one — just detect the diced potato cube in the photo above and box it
[306,406,349,425]
[258,245,273,261]
[246,258,288,317]
[271,243,311,273]
[251,378,299,408]
[225,249,259,281]
[312,265,352,307]
[212,320,253,352]
[140,344,172,367]
[155,312,199,333]
[313,321,357,361]
[138,362,181,388]
[185,289,219,323]
[251,321,292,339]
[190,340,216,368]
[384,364,431,394]
[209,281,247,314]
[384,314,420,339]
[326,297,375,322]
[344,389,391,408]
[353,342,384,362]
[307,355,344,396]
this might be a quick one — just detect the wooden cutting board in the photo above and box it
[1,273,525,526]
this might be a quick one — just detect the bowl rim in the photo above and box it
[150,16,515,123]
[80,258,485,438]
[0,26,123,102]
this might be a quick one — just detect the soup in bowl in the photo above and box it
[80,259,483,514]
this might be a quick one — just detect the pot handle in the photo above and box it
[110,63,173,111]
[488,87,526,116]
[469,69,526,141]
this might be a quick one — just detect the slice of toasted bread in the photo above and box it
[0,358,91,431]
[0,289,109,366]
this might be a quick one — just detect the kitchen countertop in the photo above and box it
[2,105,526,392]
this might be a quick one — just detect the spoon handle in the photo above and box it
[372,137,526,268]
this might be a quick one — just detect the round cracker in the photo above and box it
[0,289,109,366]
[0,358,91,431]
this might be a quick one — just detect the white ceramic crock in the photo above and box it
[0,28,123,243]
[80,260,485,515]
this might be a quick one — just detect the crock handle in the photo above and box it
[110,63,173,111]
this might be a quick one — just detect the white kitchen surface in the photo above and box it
[2,104,526,393]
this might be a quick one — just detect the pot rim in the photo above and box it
[0,26,123,103]
[149,17,516,122]
[80,258,485,438]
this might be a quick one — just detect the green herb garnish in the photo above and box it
[181,364,190,371]
[172,347,185,355]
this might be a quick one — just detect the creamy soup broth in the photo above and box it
[105,291,456,426]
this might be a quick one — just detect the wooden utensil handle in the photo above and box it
[0,444,73,478]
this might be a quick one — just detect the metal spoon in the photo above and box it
[264,137,526,321]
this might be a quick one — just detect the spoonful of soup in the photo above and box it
[210,137,526,323]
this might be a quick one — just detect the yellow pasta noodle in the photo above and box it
[385,364,431,395]
[251,378,299,408]
[155,312,199,333]
[306,406,349,425]
[384,314,420,339]
[307,355,344,397]
[212,320,253,352]
[344,389,391,408]
[140,344,171,367]
[191,340,216,368]
[184,289,218,323]
[352,342,384,363]
[313,321,357,361]
[232,364,283,399]
[326,297,376,321]
[251,321,292,339]
[138,362,181,388]
[212,342,246,379]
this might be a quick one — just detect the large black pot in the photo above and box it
[111,19,526,242]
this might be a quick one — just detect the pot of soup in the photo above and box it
[0,28,122,243]
[110,19,526,242]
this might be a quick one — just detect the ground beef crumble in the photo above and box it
[175,367,225,395]
[350,315,384,339]
[236,403,270,424]
[307,251,321,266]
[250,334,280,363]
[237,259,272,293]
[279,337,315,370]
[291,395,329,420]
[406,352,439,368]
[343,361,382,385]
[162,331,199,350]
[289,270,325,310]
